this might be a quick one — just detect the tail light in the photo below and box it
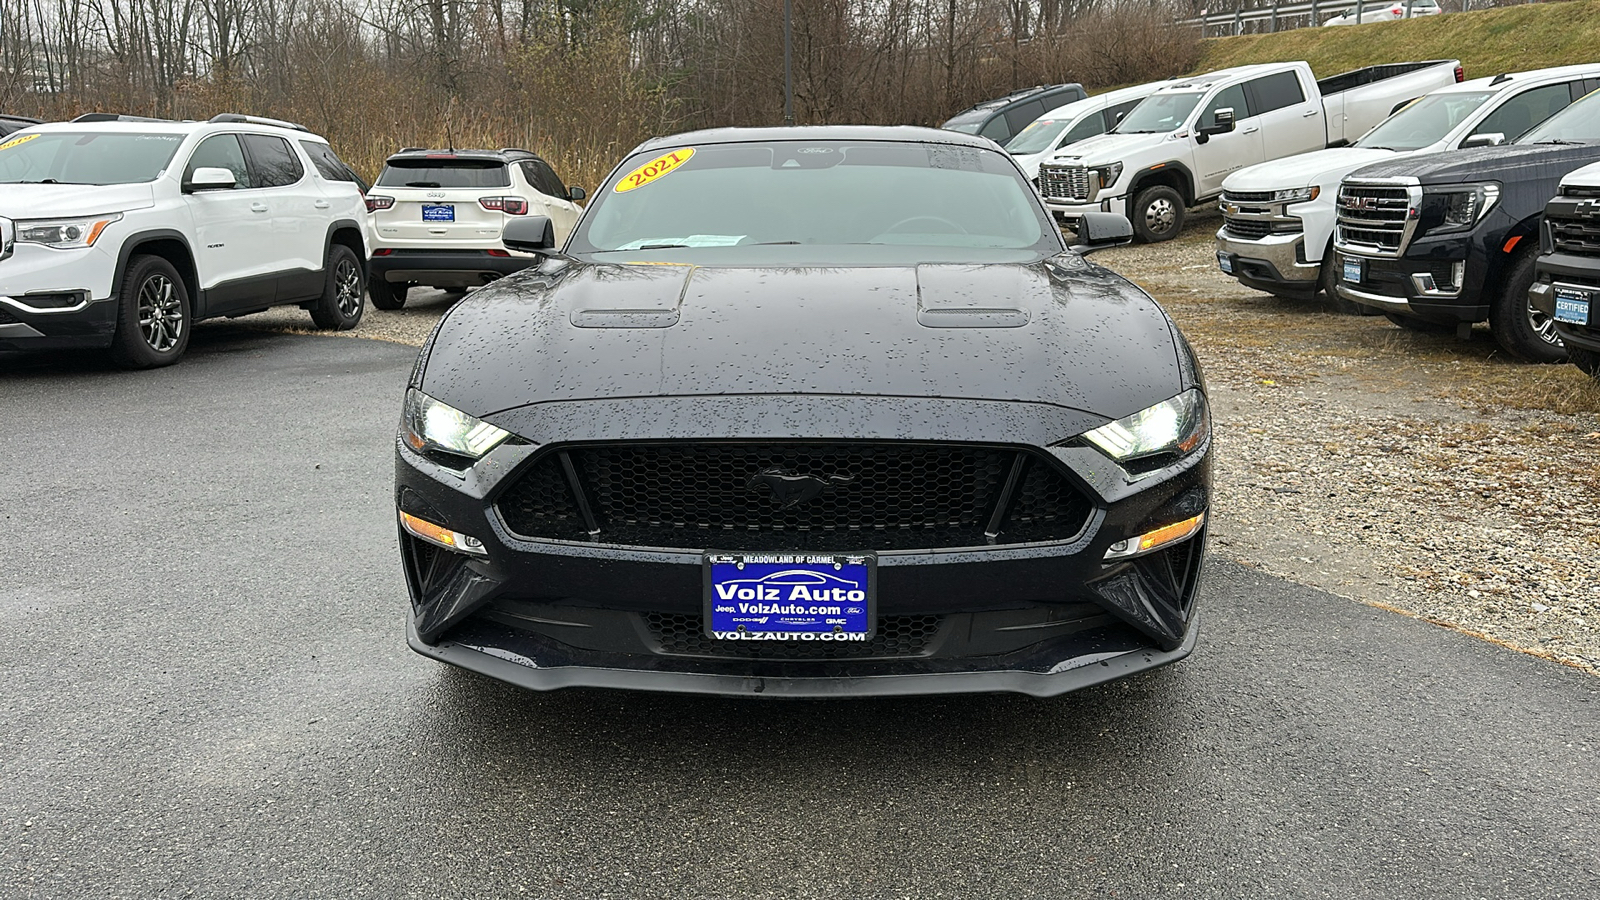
[366,195,395,212]
[1455,65,1465,83]
[373,248,394,256]
[479,196,529,215]
[487,249,510,258]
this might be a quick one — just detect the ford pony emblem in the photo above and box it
[747,467,854,509]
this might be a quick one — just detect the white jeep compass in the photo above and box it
[364,148,583,309]
[0,113,369,368]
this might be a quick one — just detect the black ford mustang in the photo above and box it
[395,126,1212,697]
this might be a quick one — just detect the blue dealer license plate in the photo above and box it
[1342,256,1362,284]
[421,204,455,222]
[1554,285,1592,325]
[1217,252,1233,274]
[705,553,875,641]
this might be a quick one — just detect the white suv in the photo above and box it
[0,113,370,368]
[364,148,584,309]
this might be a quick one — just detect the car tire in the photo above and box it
[369,277,408,310]
[1488,251,1567,363]
[1567,346,1600,378]
[1130,185,1185,243]
[108,255,191,370]
[308,244,366,330]
[1383,312,1453,334]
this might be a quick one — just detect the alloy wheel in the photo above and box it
[137,274,183,352]
[1144,198,1177,235]
[335,258,363,318]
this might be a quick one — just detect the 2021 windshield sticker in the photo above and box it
[0,133,39,152]
[614,148,694,193]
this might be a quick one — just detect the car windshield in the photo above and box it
[1517,91,1600,144]
[1355,91,1494,151]
[376,159,510,188]
[570,140,1059,260]
[1116,93,1204,134]
[941,110,991,134]
[1006,117,1072,154]
[0,131,184,184]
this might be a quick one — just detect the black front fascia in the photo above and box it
[0,295,119,351]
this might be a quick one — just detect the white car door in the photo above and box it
[519,159,582,243]
[1245,70,1324,158]
[1190,83,1265,198]
[180,133,274,313]
[239,133,325,290]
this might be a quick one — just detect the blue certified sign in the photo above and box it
[1217,251,1233,274]
[421,203,455,222]
[1342,256,1362,284]
[705,553,874,641]
[1554,286,1592,325]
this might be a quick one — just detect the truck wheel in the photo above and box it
[1383,312,1453,334]
[1488,251,1567,363]
[369,277,408,311]
[1130,185,1185,243]
[308,244,366,330]
[1568,347,1600,378]
[109,255,191,369]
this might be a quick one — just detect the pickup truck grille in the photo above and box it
[1336,183,1417,257]
[1223,219,1275,240]
[1038,164,1091,203]
[1548,214,1600,258]
[1220,190,1275,203]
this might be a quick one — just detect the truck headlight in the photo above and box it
[1274,187,1320,204]
[402,389,512,462]
[1091,162,1124,192]
[1420,184,1499,236]
[1080,389,1209,470]
[15,213,122,249]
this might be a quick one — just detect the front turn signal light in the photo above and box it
[400,511,488,556]
[1104,512,1205,560]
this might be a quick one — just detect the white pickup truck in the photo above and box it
[1216,64,1600,303]
[1038,59,1462,242]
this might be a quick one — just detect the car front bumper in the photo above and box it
[1215,229,1318,296]
[1044,194,1127,224]
[1332,240,1483,323]
[395,404,1212,698]
[1530,250,1600,352]
[0,242,120,351]
[369,249,535,289]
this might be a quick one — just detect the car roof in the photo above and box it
[948,84,1082,116]
[383,148,538,164]
[17,118,326,141]
[1038,82,1169,120]
[1436,63,1600,95]
[1152,63,1299,94]
[632,125,998,156]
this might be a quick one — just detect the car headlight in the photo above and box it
[1090,162,1124,192]
[1274,186,1320,203]
[15,213,122,249]
[1081,390,1209,468]
[402,389,512,461]
[1419,184,1498,236]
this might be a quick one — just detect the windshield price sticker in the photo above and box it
[705,553,875,640]
[615,147,695,193]
[0,133,38,152]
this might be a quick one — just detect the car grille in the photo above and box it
[1220,190,1275,204]
[1562,184,1600,198]
[642,612,943,659]
[1223,219,1275,240]
[1038,164,1091,202]
[495,441,1095,551]
[1548,214,1600,258]
[1336,183,1414,257]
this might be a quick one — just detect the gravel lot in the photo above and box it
[242,215,1600,673]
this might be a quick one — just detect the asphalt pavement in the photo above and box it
[2,326,1596,899]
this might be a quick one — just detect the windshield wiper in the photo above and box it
[636,243,689,250]
[404,181,442,187]
[1534,139,1585,145]
[751,240,801,245]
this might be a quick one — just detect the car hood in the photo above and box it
[419,257,1183,424]
[1347,142,1600,186]
[1010,150,1051,180]
[0,182,157,218]
[1043,132,1168,168]
[1224,147,1398,192]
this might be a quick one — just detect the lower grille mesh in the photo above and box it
[643,612,942,659]
[495,442,1094,551]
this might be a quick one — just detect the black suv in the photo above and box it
[942,84,1087,146]
[1530,162,1600,379]
[1332,86,1600,362]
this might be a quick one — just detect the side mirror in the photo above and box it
[1209,108,1236,134]
[567,185,586,203]
[184,166,236,193]
[502,215,556,253]
[1460,132,1505,149]
[1070,212,1134,256]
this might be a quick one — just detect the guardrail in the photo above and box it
[1181,1,1542,37]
